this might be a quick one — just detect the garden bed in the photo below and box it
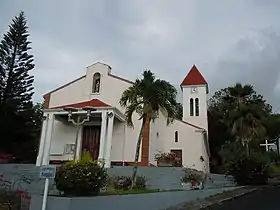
[0,191,21,210]
[53,188,182,197]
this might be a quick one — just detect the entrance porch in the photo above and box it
[36,107,125,167]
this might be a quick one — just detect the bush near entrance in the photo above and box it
[55,153,108,196]
[220,141,270,185]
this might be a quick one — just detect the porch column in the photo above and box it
[75,126,83,159]
[104,112,114,168]
[98,111,108,161]
[36,113,49,166]
[42,113,55,165]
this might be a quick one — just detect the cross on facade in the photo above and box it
[260,139,276,152]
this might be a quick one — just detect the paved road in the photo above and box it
[206,186,280,210]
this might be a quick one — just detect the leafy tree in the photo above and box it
[175,102,183,120]
[263,114,280,153]
[0,11,35,161]
[220,141,269,185]
[120,70,177,187]
[264,114,280,139]
[208,83,272,171]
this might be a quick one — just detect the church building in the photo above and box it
[36,62,210,171]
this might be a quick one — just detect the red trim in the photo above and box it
[180,65,207,86]
[43,93,51,109]
[50,99,110,109]
[50,160,156,167]
[49,160,69,165]
[111,161,156,166]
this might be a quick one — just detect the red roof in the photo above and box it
[180,65,207,86]
[50,99,110,109]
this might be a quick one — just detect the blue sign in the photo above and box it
[40,165,56,179]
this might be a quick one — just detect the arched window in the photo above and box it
[175,131,178,143]
[190,98,194,116]
[195,98,199,116]
[92,73,101,93]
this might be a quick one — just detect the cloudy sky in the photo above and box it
[0,0,280,111]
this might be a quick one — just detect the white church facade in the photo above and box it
[36,62,210,171]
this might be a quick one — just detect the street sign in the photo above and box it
[39,165,56,179]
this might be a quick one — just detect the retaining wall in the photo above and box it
[0,164,236,196]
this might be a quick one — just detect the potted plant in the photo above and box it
[180,168,204,190]
[154,151,179,167]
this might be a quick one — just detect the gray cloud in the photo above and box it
[0,0,279,111]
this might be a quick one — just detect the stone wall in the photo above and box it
[0,164,57,196]
[0,164,236,196]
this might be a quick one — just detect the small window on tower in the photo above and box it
[195,98,199,116]
[92,72,101,93]
[175,131,178,143]
[190,98,194,116]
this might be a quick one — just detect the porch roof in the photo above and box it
[44,99,125,121]
[50,99,110,109]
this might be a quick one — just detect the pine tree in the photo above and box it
[0,11,35,159]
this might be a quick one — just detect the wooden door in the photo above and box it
[171,149,182,167]
[82,126,101,160]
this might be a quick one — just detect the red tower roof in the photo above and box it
[180,65,207,86]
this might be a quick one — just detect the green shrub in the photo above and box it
[55,153,108,196]
[113,176,132,190]
[0,191,21,210]
[266,151,280,164]
[134,175,147,189]
[180,168,204,184]
[220,141,269,185]
[268,164,280,175]
[113,175,147,190]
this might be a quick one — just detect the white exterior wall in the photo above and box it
[110,121,126,161]
[182,85,208,131]
[42,62,209,171]
[46,63,142,163]
[150,110,207,171]
[49,77,87,108]
[49,120,81,161]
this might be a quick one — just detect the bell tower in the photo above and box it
[180,65,208,130]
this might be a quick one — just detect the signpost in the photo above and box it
[40,165,56,210]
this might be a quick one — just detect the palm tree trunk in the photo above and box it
[131,118,145,188]
[141,113,151,165]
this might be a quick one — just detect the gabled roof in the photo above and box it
[180,65,207,86]
[50,99,110,109]
[43,62,134,98]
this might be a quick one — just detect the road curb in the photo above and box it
[199,187,261,209]
[215,187,259,204]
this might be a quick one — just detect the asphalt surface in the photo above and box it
[205,186,280,210]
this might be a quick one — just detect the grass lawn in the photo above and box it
[100,188,182,196]
[0,191,21,210]
[54,188,183,197]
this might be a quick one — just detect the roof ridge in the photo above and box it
[175,118,204,130]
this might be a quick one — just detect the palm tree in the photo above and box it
[224,83,266,152]
[120,70,177,187]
